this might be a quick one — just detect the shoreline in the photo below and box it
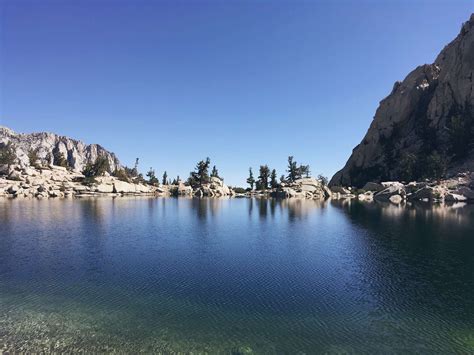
[1,164,474,204]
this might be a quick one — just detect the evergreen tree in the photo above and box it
[0,142,16,167]
[131,158,139,177]
[270,169,278,188]
[399,153,417,182]
[287,156,299,182]
[189,157,211,188]
[45,152,52,165]
[162,171,168,185]
[280,174,286,183]
[424,151,447,181]
[299,164,310,178]
[112,168,130,182]
[210,165,220,179]
[317,174,328,186]
[257,165,270,190]
[82,156,110,178]
[53,147,68,168]
[27,148,40,167]
[146,167,159,185]
[246,167,255,190]
[447,115,474,160]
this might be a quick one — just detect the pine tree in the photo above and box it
[131,158,139,177]
[27,148,40,167]
[299,164,310,178]
[210,165,220,179]
[0,142,16,167]
[146,167,159,185]
[162,171,168,185]
[257,165,270,190]
[317,174,328,186]
[52,147,68,168]
[270,169,278,188]
[246,167,255,190]
[189,157,211,188]
[82,156,111,179]
[287,156,299,182]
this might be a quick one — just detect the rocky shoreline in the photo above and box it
[0,164,237,199]
[2,162,473,204]
[329,172,474,204]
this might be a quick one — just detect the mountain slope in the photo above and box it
[0,126,120,172]
[330,14,474,187]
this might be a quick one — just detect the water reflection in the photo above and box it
[332,199,474,321]
[0,197,473,353]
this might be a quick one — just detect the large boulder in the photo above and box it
[321,185,332,199]
[210,176,224,187]
[454,186,474,200]
[409,186,446,201]
[295,177,321,187]
[389,194,403,204]
[362,182,384,192]
[445,193,467,202]
[330,186,351,194]
[95,183,114,193]
[7,170,24,181]
[113,180,136,193]
[374,185,406,202]
[357,191,374,201]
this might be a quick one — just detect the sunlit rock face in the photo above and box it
[0,126,120,173]
[330,14,474,187]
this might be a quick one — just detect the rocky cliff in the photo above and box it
[0,126,120,172]
[330,14,474,187]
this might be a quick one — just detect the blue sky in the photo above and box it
[1,0,473,186]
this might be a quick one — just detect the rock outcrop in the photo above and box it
[271,177,332,200]
[0,164,159,199]
[357,172,474,204]
[0,126,120,172]
[330,14,474,187]
[194,177,232,197]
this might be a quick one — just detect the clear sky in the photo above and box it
[1,0,473,186]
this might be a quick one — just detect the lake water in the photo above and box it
[0,197,473,353]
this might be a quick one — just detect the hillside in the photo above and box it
[330,14,474,187]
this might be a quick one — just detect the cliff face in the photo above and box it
[330,14,474,187]
[0,126,120,172]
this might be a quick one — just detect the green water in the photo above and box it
[0,198,473,353]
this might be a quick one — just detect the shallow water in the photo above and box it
[0,197,473,353]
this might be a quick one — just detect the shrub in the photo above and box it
[448,115,474,160]
[112,168,130,182]
[0,142,16,166]
[82,156,111,178]
[317,174,328,186]
[82,176,97,186]
[28,148,40,167]
[423,151,447,181]
[399,152,417,182]
[53,148,68,167]
[146,168,159,186]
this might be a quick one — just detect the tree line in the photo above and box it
[246,156,328,191]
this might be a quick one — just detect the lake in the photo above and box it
[0,197,473,353]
